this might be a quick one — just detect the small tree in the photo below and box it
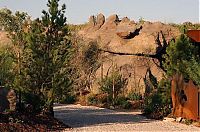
[164,34,200,84]
[0,8,28,110]
[99,69,128,103]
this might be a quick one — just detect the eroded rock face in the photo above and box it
[79,14,181,94]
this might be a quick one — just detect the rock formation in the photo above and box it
[79,14,181,94]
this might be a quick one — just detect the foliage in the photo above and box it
[87,93,108,105]
[0,0,74,114]
[60,94,76,104]
[87,94,98,105]
[138,17,145,24]
[71,40,101,93]
[127,92,142,101]
[184,119,193,125]
[21,0,73,115]
[99,70,127,103]
[164,34,200,85]
[114,96,132,109]
[142,78,171,119]
[0,8,29,110]
[170,22,200,34]
[21,92,44,113]
[67,24,87,32]
[0,47,14,88]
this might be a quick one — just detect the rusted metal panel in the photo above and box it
[171,74,199,121]
[187,30,200,42]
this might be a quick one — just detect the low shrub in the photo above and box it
[127,92,142,101]
[142,78,172,119]
[115,96,131,109]
[87,94,98,105]
[98,70,128,103]
[61,94,76,104]
[142,92,171,119]
[22,92,44,113]
[96,93,108,104]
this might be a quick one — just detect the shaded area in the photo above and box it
[54,104,153,128]
[0,111,70,131]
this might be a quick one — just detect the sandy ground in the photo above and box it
[54,104,200,131]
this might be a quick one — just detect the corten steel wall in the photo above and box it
[171,74,199,121]
[187,30,200,42]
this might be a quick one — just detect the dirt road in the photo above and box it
[54,104,200,131]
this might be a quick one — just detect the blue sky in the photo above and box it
[0,0,199,24]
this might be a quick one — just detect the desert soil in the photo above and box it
[54,104,200,131]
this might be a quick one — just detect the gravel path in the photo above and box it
[54,104,200,131]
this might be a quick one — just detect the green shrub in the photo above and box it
[87,94,98,105]
[122,101,132,109]
[114,96,127,105]
[127,92,142,101]
[22,92,44,113]
[98,70,127,103]
[61,94,76,104]
[96,93,108,104]
[142,78,171,119]
[115,96,131,109]
[185,119,193,125]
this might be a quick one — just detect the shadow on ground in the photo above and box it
[54,104,155,128]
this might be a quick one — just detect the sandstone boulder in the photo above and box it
[96,13,105,27]
[106,14,119,23]
[100,14,119,30]
[121,17,130,23]
[88,15,96,27]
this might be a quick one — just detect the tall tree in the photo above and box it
[24,0,72,115]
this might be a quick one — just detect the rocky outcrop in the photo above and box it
[86,13,106,32]
[100,14,119,30]
[88,15,96,27]
[81,14,181,94]
[96,13,105,28]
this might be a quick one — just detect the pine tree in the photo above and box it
[24,0,73,115]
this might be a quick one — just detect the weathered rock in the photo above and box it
[106,14,119,23]
[88,15,96,27]
[116,30,133,39]
[96,13,105,27]
[121,17,130,23]
[116,25,142,39]
[78,14,181,94]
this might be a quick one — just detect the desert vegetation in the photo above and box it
[0,0,200,130]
